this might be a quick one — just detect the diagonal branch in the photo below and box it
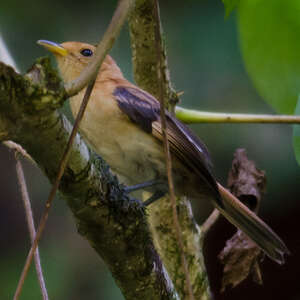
[13,80,96,300]
[14,1,135,298]
[0,58,178,300]
[0,33,48,298]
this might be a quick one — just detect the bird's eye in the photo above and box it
[80,48,93,57]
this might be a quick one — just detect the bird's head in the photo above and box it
[37,40,123,83]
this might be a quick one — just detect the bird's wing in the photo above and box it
[113,86,220,202]
[113,86,290,264]
[113,86,158,133]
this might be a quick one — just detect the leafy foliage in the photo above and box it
[238,0,300,165]
[238,0,300,114]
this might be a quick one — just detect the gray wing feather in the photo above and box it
[114,86,221,203]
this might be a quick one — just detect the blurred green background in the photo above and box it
[0,0,299,299]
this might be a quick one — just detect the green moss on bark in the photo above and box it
[0,59,178,299]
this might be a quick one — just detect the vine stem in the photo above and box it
[15,157,49,300]
[0,32,48,298]
[153,1,194,299]
[13,1,134,297]
[175,106,300,124]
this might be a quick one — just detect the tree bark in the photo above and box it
[129,1,212,299]
[0,59,178,300]
[128,0,178,109]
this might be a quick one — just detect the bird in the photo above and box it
[38,39,289,264]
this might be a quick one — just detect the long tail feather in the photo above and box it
[217,184,289,264]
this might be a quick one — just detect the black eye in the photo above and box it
[80,48,93,57]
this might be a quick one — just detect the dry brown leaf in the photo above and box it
[227,148,266,212]
[219,230,263,292]
[219,148,266,292]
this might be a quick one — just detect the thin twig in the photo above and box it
[0,32,46,296]
[13,79,96,300]
[200,209,220,245]
[4,141,35,164]
[65,0,134,96]
[175,106,300,124]
[15,156,48,300]
[0,56,177,300]
[14,1,134,297]
[153,1,194,299]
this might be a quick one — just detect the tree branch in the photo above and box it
[0,33,48,298]
[129,1,212,299]
[128,0,178,110]
[0,33,35,163]
[13,79,96,300]
[0,59,178,300]
[14,1,140,297]
[147,195,212,300]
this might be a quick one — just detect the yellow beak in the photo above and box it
[37,40,68,57]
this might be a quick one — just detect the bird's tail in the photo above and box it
[216,184,289,264]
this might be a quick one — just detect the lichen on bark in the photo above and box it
[0,58,178,300]
[129,1,212,299]
[128,0,178,110]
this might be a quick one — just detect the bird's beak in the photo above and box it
[37,40,68,57]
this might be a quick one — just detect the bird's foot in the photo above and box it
[124,180,166,207]
[124,180,163,193]
[143,190,166,206]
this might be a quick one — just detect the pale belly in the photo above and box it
[68,88,219,207]
[69,91,200,198]
[71,95,168,186]
[92,128,167,186]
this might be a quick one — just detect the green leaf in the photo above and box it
[222,0,240,18]
[293,96,300,165]
[238,0,300,114]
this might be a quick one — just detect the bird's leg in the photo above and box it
[143,190,166,207]
[124,180,166,206]
[124,180,163,193]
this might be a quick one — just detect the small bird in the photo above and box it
[38,40,289,264]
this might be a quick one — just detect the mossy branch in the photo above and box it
[0,59,178,300]
[129,0,178,111]
[129,1,212,299]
